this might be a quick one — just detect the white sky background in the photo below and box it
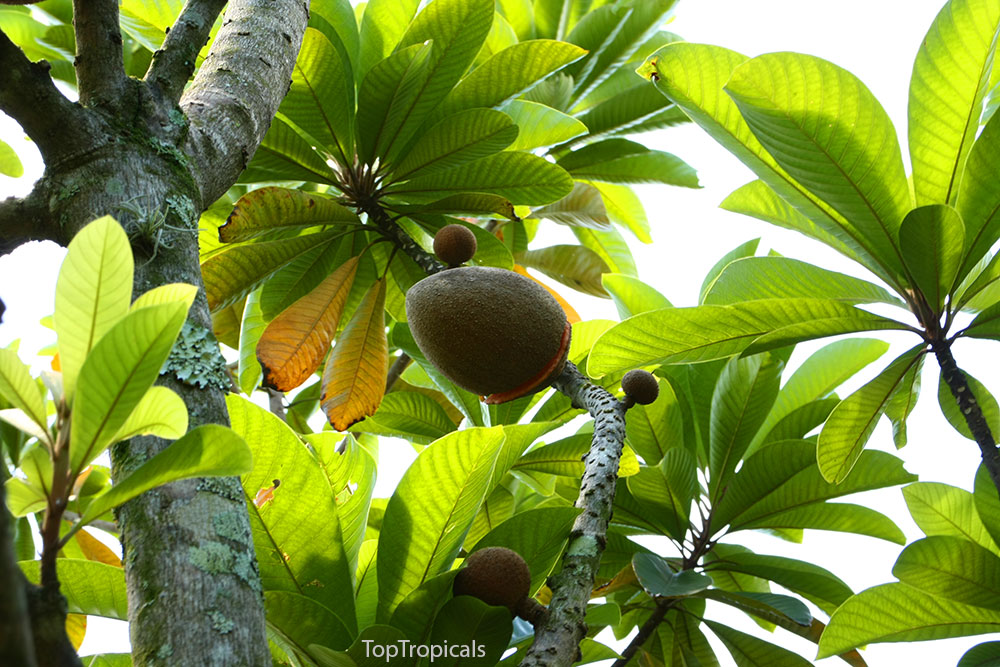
[1,0,996,664]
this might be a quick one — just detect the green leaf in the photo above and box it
[110,386,187,442]
[376,426,504,619]
[55,216,133,400]
[975,463,1000,550]
[884,351,925,449]
[751,338,890,455]
[588,180,651,243]
[409,215,514,269]
[219,187,360,243]
[228,395,357,632]
[19,559,127,620]
[441,39,586,116]
[738,502,906,544]
[379,0,494,165]
[202,231,342,312]
[501,100,587,151]
[706,552,852,615]
[237,289,264,395]
[266,590,354,654]
[959,641,1000,666]
[724,52,910,280]
[958,108,1000,281]
[709,353,782,500]
[468,506,580,594]
[78,425,251,527]
[904,482,1000,554]
[589,299,909,375]
[426,597,512,666]
[627,453,696,541]
[633,553,713,597]
[81,655,132,667]
[70,294,196,473]
[700,590,811,627]
[703,256,903,306]
[575,83,685,145]
[572,224,637,276]
[0,138,23,177]
[388,570,458,645]
[388,108,517,181]
[383,151,573,205]
[817,345,925,483]
[964,300,1000,338]
[350,390,455,444]
[624,376,683,464]
[641,44,903,286]
[0,350,47,438]
[894,535,1000,610]
[819,583,1000,658]
[760,399,838,446]
[389,194,516,222]
[603,273,672,319]
[938,368,1000,439]
[357,0,419,79]
[242,115,339,184]
[281,28,355,164]
[556,138,699,187]
[529,182,611,231]
[908,0,1000,207]
[516,244,610,297]
[700,238,760,304]
[705,620,812,667]
[899,204,966,311]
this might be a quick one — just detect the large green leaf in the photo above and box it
[640,44,902,286]
[703,256,902,307]
[628,450,696,541]
[350,390,455,444]
[55,216,133,400]
[572,224,637,277]
[227,395,357,633]
[894,535,1000,610]
[574,83,685,145]
[884,351,926,449]
[426,597,512,666]
[281,28,355,164]
[110,386,187,443]
[530,182,611,231]
[384,151,573,205]
[603,273,672,319]
[904,482,1000,554]
[588,299,909,375]
[440,39,586,115]
[501,100,587,151]
[379,0,494,164]
[964,299,1000,338]
[388,108,518,181]
[70,293,196,473]
[724,52,910,280]
[357,0,420,79]
[633,553,713,597]
[19,559,127,620]
[709,353,781,500]
[624,376,683,464]
[376,427,504,619]
[937,368,1000,439]
[899,204,966,311]
[202,231,342,312]
[699,238,761,303]
[77,425,252,527]
[705,620,812,667]
[556,138,699,187]
[750,338,890,455]
[819,583,1000,658]
[959,642,1000,667]
[817,345,925,484]
[219,187,360,243]
[700,590,811,628]
[975,464,1000,550]
[738,502,905,544]
[516,244,610,296]
[266,591,354,655]
[909,0,1000,207]
[589,180,651,243]
[237,289,264,395]
[0,349,47,438]
[958,108,1000,280]
[241,115,340,184]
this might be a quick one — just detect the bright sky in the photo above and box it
[1,1,995,664]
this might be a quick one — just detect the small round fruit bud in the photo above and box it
[622,369,659,405]
[453,546,531,614]
[433,224,477,266]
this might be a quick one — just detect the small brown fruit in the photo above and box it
[433,224,477,266]
[453,547,531,613]
[405,266,570,403]
[622,369,659,405]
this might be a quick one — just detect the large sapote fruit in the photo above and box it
[405,266,570,404]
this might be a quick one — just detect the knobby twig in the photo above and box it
[520,362,629,667]
[71,0,129,108]
[146,0,229,102]
[385,353,413,393]
[932,338,1000,497]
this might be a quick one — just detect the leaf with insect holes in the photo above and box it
[322,279,388,430]
[258,257,359,392]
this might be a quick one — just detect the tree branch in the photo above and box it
[146,0,229,103]
[0,28,97,166]
[0,483,36,667]
[386,353,413,392]
[180,0,309,207]
[521,362,629,667]
[0,183,62,257]
[610,602,673,667]
[71,0,128,109]
[932,338,1000,497]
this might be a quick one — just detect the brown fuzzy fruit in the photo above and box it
[433,224,477,266]
[405,266,570,404]
[453,547,531,613]
[622,369,659,405]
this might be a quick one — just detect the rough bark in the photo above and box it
[521,362,629,667]
[0,0,309,664]
[0,482,37,667]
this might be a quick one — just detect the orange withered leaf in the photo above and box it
[74,527,122,567]
[257,257,359,391]
[321,279,388,431]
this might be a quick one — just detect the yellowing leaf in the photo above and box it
[259,257,359,392]
[66,613,86,650]
[513,265,581,323]
[75,528,122,567]
[322,279,388,431]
